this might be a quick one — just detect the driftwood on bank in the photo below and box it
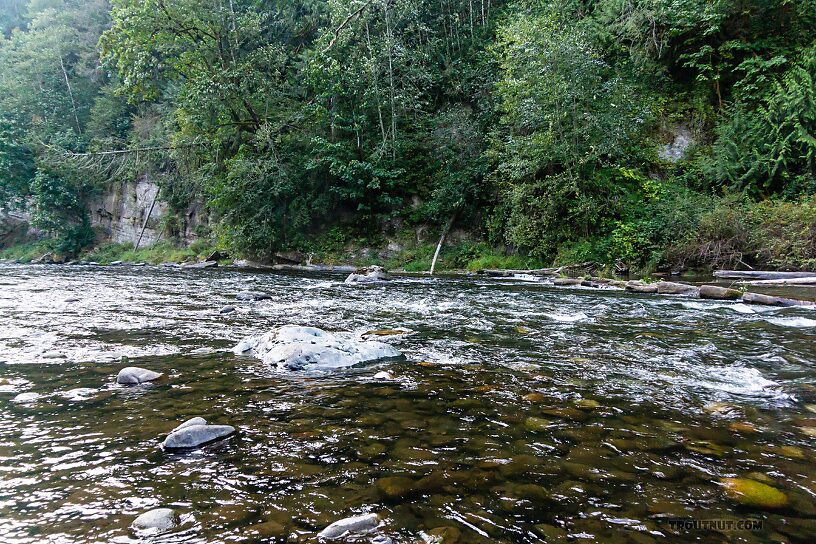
[478,261,598,278]
[430,212,457,276]
[737,277,816,286]
[715,270,816,280]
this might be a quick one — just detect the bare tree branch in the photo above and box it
[321,0,375,54]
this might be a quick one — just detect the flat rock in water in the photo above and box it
[553,277,584,286]
[233,325,402,371]
[11,392,40,403]
[235,291,272,301]
[132,508,178,532]
[116,366,163,385]
[699,285,741,300]
[625,281,658,293]
[655,281,699,295]
[162,424,235,450]
[219,306,236,314]
[318,513,379,539]
[183,260,217,268]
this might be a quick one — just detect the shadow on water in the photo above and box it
[0,264,815,543]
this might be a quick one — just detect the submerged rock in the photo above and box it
[345,265,390,284]
[219,306,236,314]
[116,366,163,385]
[162,418,235,450]
[720,477,788,509]
[699,285,741,300]
[317,512,379,539]
[132,508,178,532]
[427,526,462,543]
[233,325,401,371]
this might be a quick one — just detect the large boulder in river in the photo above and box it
[233,325,402,371]
[116,367,163,385]
[162,417,235,450]
[699,284,741,300]
[345,266,390,284]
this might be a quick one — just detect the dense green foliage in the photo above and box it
[1,0,815,269]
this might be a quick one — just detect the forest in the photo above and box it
[1,0,816,272]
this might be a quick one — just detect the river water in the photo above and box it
[0,264,814,543]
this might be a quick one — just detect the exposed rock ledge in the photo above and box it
[233,326,402,371]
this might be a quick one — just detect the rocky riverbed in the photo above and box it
[0,263,815,543]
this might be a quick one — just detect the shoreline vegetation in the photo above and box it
[3,1,816,278]
[2,238,815,307]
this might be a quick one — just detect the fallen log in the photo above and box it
[737,277,816,286]
[742,292,815,307]
[715,270,816,280]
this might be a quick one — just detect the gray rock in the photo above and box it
[699,284,741,300]
[371,537,394,544]
[318,513,380,539]
[183,260,217,268]
[219,306,236,314]
[553,277,584,286]
[116,366,163,385]
[131,508,178,532]
[658,126,693,162]
[274,250,305,264]
[11,392,41,403]
[41,351,66,359]
[234,326,402,371]
[742,292,814,307]
[235,291,271,301]
[172,417,208,432]
[655,281,699,296]
[31,252,55,264]
[345,266,390,284]
[625,281,658,293]
[162,424,235,450]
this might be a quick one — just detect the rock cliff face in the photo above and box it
[0,207,39,247]
[87,176,205,246]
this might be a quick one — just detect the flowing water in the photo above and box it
[0,264,815,543]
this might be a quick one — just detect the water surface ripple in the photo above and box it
[1,264,815,543]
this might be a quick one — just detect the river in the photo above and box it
[0,264,814,543]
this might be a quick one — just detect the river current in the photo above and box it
[0,264,814,543]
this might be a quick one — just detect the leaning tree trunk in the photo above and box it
[430,212,457,275]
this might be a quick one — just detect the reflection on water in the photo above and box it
[1,264,815,543]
